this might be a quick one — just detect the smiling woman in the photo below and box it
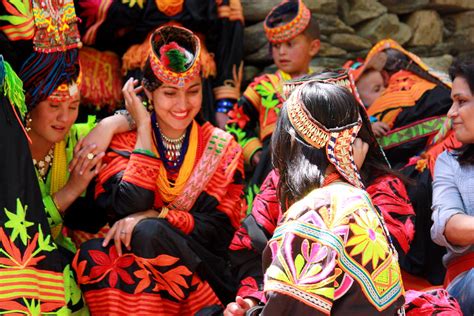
[431,58,474,315]
[73,25,245,316]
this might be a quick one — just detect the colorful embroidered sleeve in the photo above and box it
[95,132,161,220]
[229,170,281,301]
[366,175,415,254]
[226,91,262,165]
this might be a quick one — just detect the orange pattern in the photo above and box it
[166,210,194,234]
[155,0,184,16]
[368,70,437,127]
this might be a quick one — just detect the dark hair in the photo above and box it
[450,58,474,166]
[142,58,162,92]
[272,82,360,211]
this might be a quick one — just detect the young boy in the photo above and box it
[225,0,320,210]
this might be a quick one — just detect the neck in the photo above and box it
[290,68,310,79]
[29,133,55,161]
[160,128,186,140]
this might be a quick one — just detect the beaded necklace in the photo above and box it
[151,113,190,173]
[33,147,54,180]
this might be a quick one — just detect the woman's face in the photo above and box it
[151,76,202,138]
[448,76,474,144]
[28,92,80,145]
[356,70,386,107]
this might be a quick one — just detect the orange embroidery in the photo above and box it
[155,0,184,16]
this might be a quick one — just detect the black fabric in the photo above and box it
[398,165,446,285]
[384,85,452,168]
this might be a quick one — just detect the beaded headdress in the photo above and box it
[286,82,364,188]
[264,0,311,44]
[148,25,201,87]
[3,0,83,108]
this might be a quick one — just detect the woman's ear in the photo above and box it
[143,86,153,102]
[309,39,320,58]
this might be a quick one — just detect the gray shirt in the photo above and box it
[431,150,474,266]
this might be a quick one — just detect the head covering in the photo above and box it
[10,0,82,109]
[343,55,388,83]
[264,0,311,44]
[284,69,389,165]
[146,25,201,87]
[284,75,364,189]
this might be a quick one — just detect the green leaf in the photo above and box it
[4,199,34,245]
[295,254,305,278]
[266,265,291,283]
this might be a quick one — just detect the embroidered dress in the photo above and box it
[0,57,87,315]
[74,122,245,315]
[35,116,107,252]
[230,170,414,303]
[259,182,404,315]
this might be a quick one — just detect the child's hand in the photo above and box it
[224,296,257,316]
[371,121,390,137]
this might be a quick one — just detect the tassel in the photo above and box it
[1,57,27,119]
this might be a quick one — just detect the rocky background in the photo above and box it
[241,0,474,86]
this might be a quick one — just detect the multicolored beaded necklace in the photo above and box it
[151,113,190,173]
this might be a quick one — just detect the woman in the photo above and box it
[73,25,245,315]
[252,79,404,314]
[226,71,415,315]
[431,58,474,315]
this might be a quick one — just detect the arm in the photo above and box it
[431,152,474,251]
[226,93,262,166]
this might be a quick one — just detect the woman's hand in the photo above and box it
[352,137,369,170]
[67,143,106,193]
[371,121,390,137]
[103,209,160,256]
[123,77,149,129]
[224,296,257,316]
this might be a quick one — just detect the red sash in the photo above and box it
[444,252,474,287]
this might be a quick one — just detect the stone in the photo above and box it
[243,22,267,55]
[329,33,372,50]
[319,42,348,57]
[244,42,273,65]
[379,0,429,14]
[422,54,454,73]
[310,57,347,69]
[241,0,280,23]
[342,0,388,26]
[406,10,443,46]
[408,42,454,56]
[448,26,474,52]
[444,11,474,33]
[305,0,338,14]
[314,14,354,35]
[392,22,412,45]
[428,0,474,13]
[243,65,262,87]
[346,49,371,60]
[356,14,401,44]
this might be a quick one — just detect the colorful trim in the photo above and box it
[264,0,311,44]
[122,152,161,191]
[377,116,447,150]
[242,138,262,165]
[149,25,201,87]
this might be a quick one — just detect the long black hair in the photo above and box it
[449,58,474,166]
[272,81,360,211]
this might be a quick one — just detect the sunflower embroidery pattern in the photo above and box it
[346,209,389,270]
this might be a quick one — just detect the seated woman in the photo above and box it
[233,78,403,315]
[431,58,474,315]
[226,71,413,315]
[73,25,245,315]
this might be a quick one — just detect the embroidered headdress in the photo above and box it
[264,0,311,44]
[146,25,201,88]
[5,0,83,109]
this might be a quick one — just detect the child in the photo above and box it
[344,59,390,137]
[225,0,320,209]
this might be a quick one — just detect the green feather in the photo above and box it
[166,49,188,73]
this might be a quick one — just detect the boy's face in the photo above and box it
[271,34,319,78]
[356,70,386,107]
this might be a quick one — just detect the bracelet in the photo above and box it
[114,109,137,130]
[133,148,157,157]
[52,194,62,214]
[216,99,234,113]
[158,206,169,219]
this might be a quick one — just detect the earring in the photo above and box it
[25,114,32,132]
[144,99,154,112]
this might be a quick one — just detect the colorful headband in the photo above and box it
[264,0,311,44]
[148,25,201,87]
[47,81,80,103]
[286,82,365,188]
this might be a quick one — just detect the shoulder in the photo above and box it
[435,150,458,174]
[109,131,138,153]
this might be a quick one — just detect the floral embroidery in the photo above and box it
[4,198,34,245]
[346,209,389,269]
[228,104,250,129]
[255,80,283,126]
[89,247,135,288]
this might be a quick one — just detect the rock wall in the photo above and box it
[241,0,474,84]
